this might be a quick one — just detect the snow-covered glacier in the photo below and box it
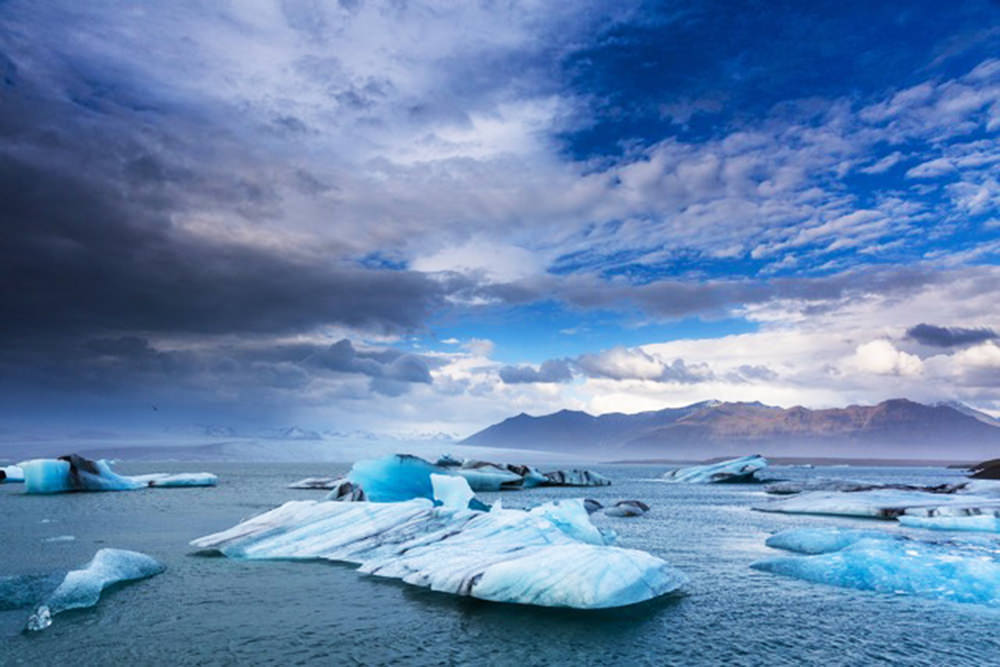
[18,454,217,494]
[752,527,1000,608]
[662,455,768,484]
[191,495,686,609]
[0,549,165,631]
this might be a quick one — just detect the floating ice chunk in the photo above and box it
[1,465,24,483]
[191,499,686,609]
[17,549,165,631]
[542,469,611,487]
[323,479,368,502]
[129,472,217,487]
[753,528,1000,607]
[20,456,142,494]
[451,462,524,491]
[583,499,603,514]
[755,489,1000,519]
[899,515,1000,532]
[42,535,77,543]
[604,500,650,518]
[288,477,342,490]
[663,455,768,484]
[762,479,957,495]
[765,528,893,554]
[528,499,610,545]
[431,474,475,510]
[347,455,446,502]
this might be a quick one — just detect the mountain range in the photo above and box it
[462,399,1000,461]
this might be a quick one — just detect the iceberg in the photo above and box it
[288,477,343,490]
[1,464,24,483]
[191,498,686,609]
[450,461,524,491]
[542,469,611,487]
[755,489,1000,519]
[898,514,1000,532]
[662,455,768,484]
[764,528,892,554]
[763,479,958,496]
[753,528,1000,608]
[604,500,650,518]
[18,454,216,494]
[0,549,165,631]
[430,473,475,510]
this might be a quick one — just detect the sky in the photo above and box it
[1,0,999,442]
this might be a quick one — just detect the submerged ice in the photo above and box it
[191,495,686,609]
[663,455,768,484]
[753,527,1000,608]
[18,454,216,494]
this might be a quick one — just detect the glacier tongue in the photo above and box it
[191,499,686,609]
[753,527,1000,608]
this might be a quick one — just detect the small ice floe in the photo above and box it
[17,454,216,494]
[42,535,76,543]
[662,455,768,484]
[0,549,165,631]
[603,500,650,518]
[192,476,685,610]
[753,527,1000,608]
[1,465,24,483]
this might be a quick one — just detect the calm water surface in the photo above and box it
[3,462,999,666]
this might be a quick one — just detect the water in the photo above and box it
[3,462,999,666]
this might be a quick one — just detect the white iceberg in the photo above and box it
[662,455,768,484]
[18,455,216,494]
[898,515,1000,532]
[753,528,1000,607]
[0,549,165,631]
[191,498,686,609]
[430,473,475,511]
[755,489,1000,519]
[1,464,24,483]
[604,501,650,518]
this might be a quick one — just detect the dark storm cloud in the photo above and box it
[498,359,574,384]
[906,323,998,347]
[307,339,433,384]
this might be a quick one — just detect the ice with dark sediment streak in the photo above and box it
[0,549,165,631]
[18,454,216,494]
[604,500,650,517]
[662,455,768,484]
[755,489,1000,519]
[542,469,611,487]
[191,478,686,609]
[753,527,1000,608]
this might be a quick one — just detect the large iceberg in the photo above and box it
[0,549,165,631]
[191,495,686,609]
[753,527,1000,608]
[755,489,1000,519]
[1,464,24,483]
[663,455,768,484]
[18,454,216,494]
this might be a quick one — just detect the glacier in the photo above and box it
[663,455,768,484]
[753,527,1000,608]
[190,496,686,609]
[0,549,165,631]
[755,489,1000,519]
[1,464,24,483]
[18,454,216,494]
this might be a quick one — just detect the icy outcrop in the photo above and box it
[542,469,611,487]
[755,489,1000,519]
[604,500,650,517]
[450,461,524,491]
[1,464,24,483]
[430,474,475,510]
[583,499,603,514]
[0,549,165,631]
[289,477,344,490]
[191,498,686,609]
[18,455,216,494]
[527,499,611,545]
[129,472,217,487]
[323,479,367,502]
[753,528,1000,607]
[662,455,768,484]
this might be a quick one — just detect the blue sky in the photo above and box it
[0,0,998,440]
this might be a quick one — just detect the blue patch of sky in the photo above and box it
[558,1,1000,159]
[418,300,757,363]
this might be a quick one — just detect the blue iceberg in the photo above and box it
[18,455,216,494]
[753,527,1000,608]
[663,455,768,484]
[0,549,165,631]
[191,497,686,609]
